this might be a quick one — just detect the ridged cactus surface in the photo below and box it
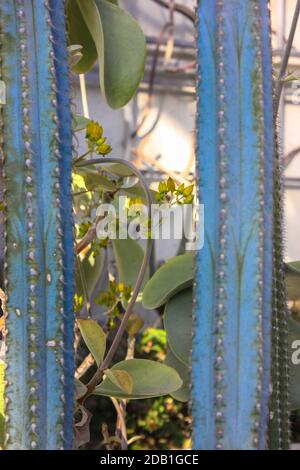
[193,0,275,450]
[0,0,74,450]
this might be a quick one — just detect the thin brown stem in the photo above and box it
[275,0,300,114]
[111,398,128,450]
[76,225,97,255]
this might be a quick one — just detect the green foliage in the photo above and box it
[93,359,182,399]
[126,314,144,337]
[99,163,134,177]
[69,0,146,108]
[164,288,193,366]
[75,168,117,192]
[104,369,133,394]
[67,0,98,74]
[95,280,132,329]
[112,238,149,290]
[138,328,167,362]
[77,319,107,366]
[143,254,194,309]
[76,249,105,299]
[127,396,191,450]
[165,350,190,403]
[72,114,193,448]
[156,178,194,205]
[75,378,88,400]
[74,114,90,132]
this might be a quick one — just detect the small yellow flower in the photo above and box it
[118,282,125,293]
[96,137,106,146]
[97,143,112,155]
[86,121,103,142]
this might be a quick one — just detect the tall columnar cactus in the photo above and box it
[192,0,286,449]
[0,0,74,449]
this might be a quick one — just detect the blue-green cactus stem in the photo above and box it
[1,0,74,450]
[193,0,274,449]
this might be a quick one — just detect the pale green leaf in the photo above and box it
[67,0,98,73]
[75,168,117,193]
[73,173,87,192]
[73,114,90,132]
[75,378,88,400]
[164,288,193,366]
[77,319,106,366]
[165,349,190,402]
[105,369,133,394]
[77,0,146,108]
[76,249,105,298]
[93,359,182,399]
[112,238,149,289]
[119,186,158,202]
[126,314,144,336]
[119,176,139,189]
[101,162,134,177]
[143,254,194,309]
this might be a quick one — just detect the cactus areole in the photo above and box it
[0,0,74,449]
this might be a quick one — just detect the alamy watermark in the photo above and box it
[94,196,204,251]
[292,339,300,365]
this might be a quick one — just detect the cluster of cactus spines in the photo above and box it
[0,0,74,450]
[268,135,290,449]
[47,0,75,448]
[193,0,274,449]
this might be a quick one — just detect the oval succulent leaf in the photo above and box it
[164,288,193,366]
[66,0,98,74]
[93,359,182,399]
[288,316,300,411]
[126,314,144,337]
[100,162,134,177]
[75,378,88,400]
[164,349,190,403]
[75,168,117,192]
[77,0,146,108]
[105,369,133,394]
[285,261,300,301]
[73,114,90,133]
[77,319,106,366]
[143,254,194,309]
[76,249,105,299]
[119,186,158,202]
[112,238,149,289]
